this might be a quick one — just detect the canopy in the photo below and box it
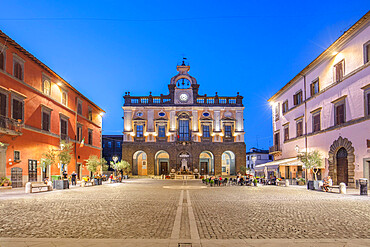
[255,157,304,170]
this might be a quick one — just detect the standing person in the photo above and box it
[71,171,77,186]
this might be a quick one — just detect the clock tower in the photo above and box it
[169,61,198,105]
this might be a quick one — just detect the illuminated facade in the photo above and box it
[268,12,370,187]
[122,62,246,176]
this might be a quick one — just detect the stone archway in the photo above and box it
[328,136,355,187]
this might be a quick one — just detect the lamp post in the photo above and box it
[251,155,257,177]
[112,155,118,176]
[295,145,307,182]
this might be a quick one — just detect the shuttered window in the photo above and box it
[88,129,92,145]
[313,113,321,132]
[284,126,289,141]
[296,121,303,137]
[0,92,6,116]
[293,91,302,106]
[42,112,50,131]
[335,103,345,125]
[14,62,23,80]
[0,52,4,70]
[60,118,68,140]
[367,92,370,116]
[334,61,344,82]
[12,99,23,120]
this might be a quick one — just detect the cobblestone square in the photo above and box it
[0,179,369,246]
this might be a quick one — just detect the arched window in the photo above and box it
[0,52,4,70]
[43,80,51,95]
[14,62,23,80]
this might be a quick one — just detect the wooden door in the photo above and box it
[160,162,168,175]
[336,148,348,185]
[28,159,37,182]
[11,167,23,188]
[200,162,208,175]
[285,166,290,179]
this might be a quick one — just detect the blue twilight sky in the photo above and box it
[0,1,368,149]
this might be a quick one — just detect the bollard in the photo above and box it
[285,179,289,187]
[25,182,31,193]
[339,182,347,194]
[47,181,53,191]
[359,178,368,196]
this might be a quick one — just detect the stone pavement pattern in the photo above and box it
[0,179,369,246]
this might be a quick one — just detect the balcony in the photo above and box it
[269,145,282,154]
[123,93,243,107]
[0,115,23,136]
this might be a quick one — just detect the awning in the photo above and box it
[255,157,303,170]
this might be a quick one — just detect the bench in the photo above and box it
[276,180,286,186]
[25,182,52,193]
[323,185,340,192]
[81,180,93,187]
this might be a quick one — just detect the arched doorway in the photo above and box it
[155,150,170,175]
[222,151,235,175]
[199,151,214,175]
[133,151,147,176]
[328,136,355,186]
[336,147,348,185]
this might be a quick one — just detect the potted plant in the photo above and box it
[1,177,11,187]
[210,179,214,187]
[205,178,209,185]
[253,178,258,186]
[298,150,324,190]
[296,178,305,186]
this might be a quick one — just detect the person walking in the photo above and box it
[71,171,77,186]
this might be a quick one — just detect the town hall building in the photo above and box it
[122,62,246,176]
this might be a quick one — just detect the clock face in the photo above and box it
[179,93,188,102]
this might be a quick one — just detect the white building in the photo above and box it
[246,147,274,177]
[268,11,370,188]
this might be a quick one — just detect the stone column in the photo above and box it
[124,109,133,132]
[0,144,8,178]
[214,153,222,176]
[147,110,154,132]
[214,110,221,132]
[170,110,176,131]
[192,110,198,132]
[236,110,243,132]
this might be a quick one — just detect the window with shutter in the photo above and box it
[12,99,23,120]
[365,42,370,64]
[0,53,4,70]
[14,62,23,80]
[334,61,344,82]
[367,92,370,116]
[335,104,345,125]
[0,92,6,116]
[284,126,289,141]
[313,113,321,132]
[42,112,50,131]
[296,121,303,137]
[60,118,68,140]
[88,129,92,145]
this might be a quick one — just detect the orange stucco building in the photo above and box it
[0,30,104,187]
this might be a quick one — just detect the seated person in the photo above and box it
[322,176,332,192]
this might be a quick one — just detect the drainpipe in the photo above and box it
[74,97,78,177]
[302,73,308,181]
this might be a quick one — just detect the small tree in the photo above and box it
[86,155,107,175]
[110,160,131,176]
[41,148,57,171]
[58,141,73,176]
[298,150,323,181]
[240,166,246,175]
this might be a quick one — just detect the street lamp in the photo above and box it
[112,155,119,176]
[251,155,257,176]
